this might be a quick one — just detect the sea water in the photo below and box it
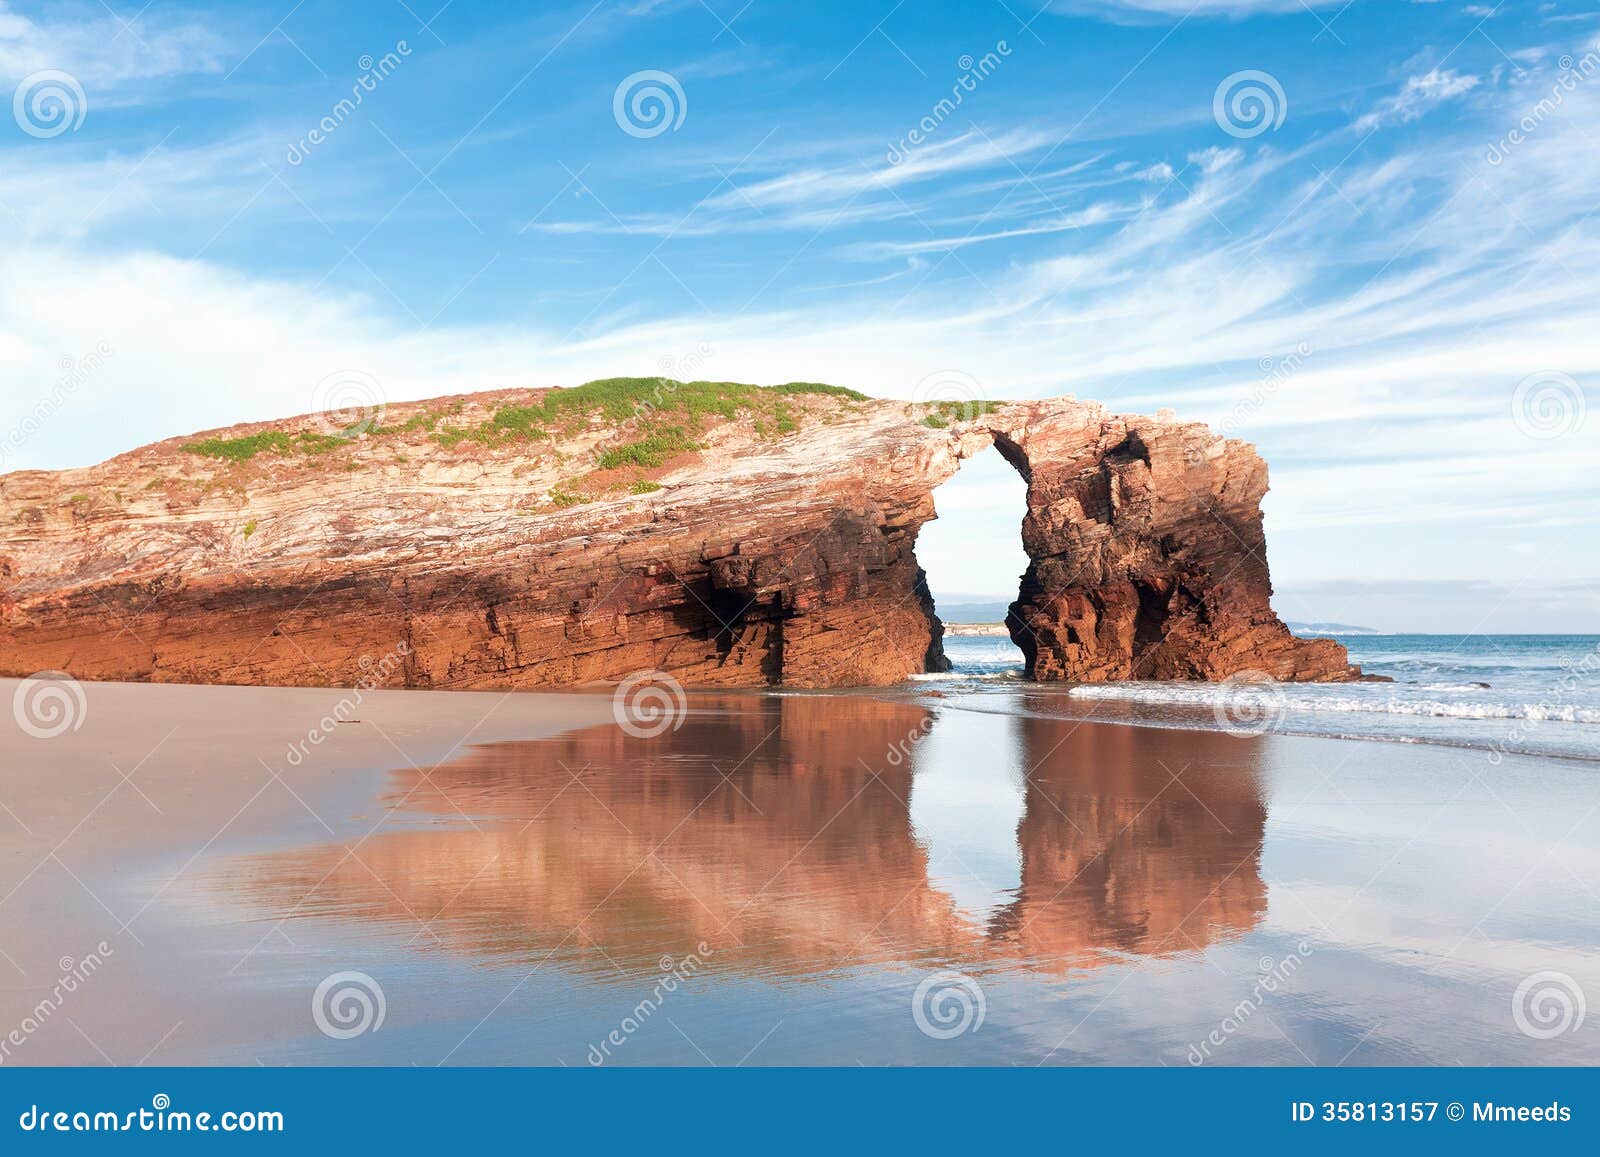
[933,633,1600,762]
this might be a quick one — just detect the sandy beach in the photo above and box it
[2,677,1595,1066]
[0,679,614,1065]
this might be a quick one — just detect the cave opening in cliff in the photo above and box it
[916,444,1030,676]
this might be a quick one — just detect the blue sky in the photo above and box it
[1,0,1596,631]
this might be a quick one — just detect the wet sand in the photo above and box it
[1,679,1596,1066]
[0,678,614,1065]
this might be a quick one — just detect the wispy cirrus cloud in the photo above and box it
[2,6,1597,627]
[526,127,1060,237]
[0,1,227,94]
[7,47,1596,529]
[1047,0,1342,20]
[1354,67,1481,131]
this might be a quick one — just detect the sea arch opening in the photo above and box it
[917,442,1031,678]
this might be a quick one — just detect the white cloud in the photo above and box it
[527,127,1060,238]
[0,133,287,242]
[0,2,226,94]
[1,36,1597,625]
[1355,67,1481,131]
[1048,0,1340,20]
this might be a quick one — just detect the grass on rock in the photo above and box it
[181,380,877,479]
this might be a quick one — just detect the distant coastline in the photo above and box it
[1285,620,1386,637]
[943,622,1011,637]
[941,618,1391,639]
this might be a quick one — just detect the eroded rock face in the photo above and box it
[994,407,1357,683]
[0,384,1358,689]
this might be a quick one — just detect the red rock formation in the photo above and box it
[0,381,1358,688]
[995,406,1357,682]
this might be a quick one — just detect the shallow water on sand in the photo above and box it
[934,634,1600,762]
[177,692,1600,1066]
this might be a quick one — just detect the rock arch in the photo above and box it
[923,404,1355,685]
[0,391,1358,689]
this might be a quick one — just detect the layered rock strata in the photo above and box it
[0,381,1359,688]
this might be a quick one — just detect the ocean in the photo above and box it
[931,633,1600,763]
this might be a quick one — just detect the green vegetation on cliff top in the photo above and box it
[426,377,868,454]
[181,379,886,467]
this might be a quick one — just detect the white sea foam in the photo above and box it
[933,634,1600,759]
[1064,683,1600,725]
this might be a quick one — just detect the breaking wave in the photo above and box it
[1065,683,1600,725]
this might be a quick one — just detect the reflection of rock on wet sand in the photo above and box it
[221,695,1266,979]
[993,714,1267,967]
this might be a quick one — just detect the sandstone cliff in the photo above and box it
[0,378,1358,689]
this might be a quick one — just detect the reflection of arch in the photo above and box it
[219,695,1266,978]
[989,713,1268,970]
